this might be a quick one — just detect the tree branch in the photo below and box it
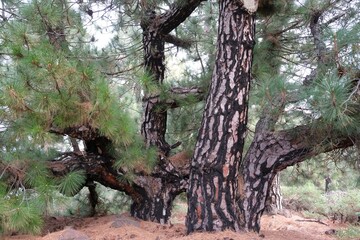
[49,125,100,141]
[303,10,327,86]
[48,152,144,203]
[163,34,192,49]
[158,0,206,34]
[272,123,356,171]
[163,86,205,108]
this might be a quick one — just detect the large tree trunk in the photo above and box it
[238,126,354,232]
[238,130,310,232]
[130,175,186,224]
[186,1,255,233]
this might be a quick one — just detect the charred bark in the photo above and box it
[140,0,206,156]
[135,0,205,223]
[130,174,187,223]
[238,124,356,232]
[186,1,255,233]
[141,24,170,153]
[86,181,99,216]
[48,152,189,223]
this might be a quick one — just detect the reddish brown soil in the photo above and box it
[3,211,346,240]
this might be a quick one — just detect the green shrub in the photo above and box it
[326,190,360,223]
[282,182,327,214]
[336,225,360,239]
[283,184,360,223]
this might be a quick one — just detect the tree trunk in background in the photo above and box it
[141,15,171,155]
[264,174,283,214]
[186,1,255,233]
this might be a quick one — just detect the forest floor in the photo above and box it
[3,203,356,240]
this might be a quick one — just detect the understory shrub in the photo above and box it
[282,184,360,223]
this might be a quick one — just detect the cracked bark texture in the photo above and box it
[133,0,205,223]
[140,0,205,156]
[238,124,355,232]
[186,1,255,233]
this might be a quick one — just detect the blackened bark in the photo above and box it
[130,175,187,223]
[186,1,255,233]
[141,15,171,154]
[85,136,113,157]
[136,0,205,223]
[239,130,310,232]
[140,0,206,156]
[49,153,144,203]
[48,151,190,222]
[238,124,355,232]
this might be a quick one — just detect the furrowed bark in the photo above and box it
[140,0,206,155]
[48,153,144,203]
[238,124,356,232]
[141,15,170,153]
[136,0,205,223]
[130,174,188,223]
[186,1,255,233]
[264,174,283,214]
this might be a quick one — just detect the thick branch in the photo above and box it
[158,0,206,34]
[163,34,192,49]
[49,125,100,141]
[274,124,355,171]
[245,122,357,175]
[240,121,355,231]
[48,152,143,202]
[163,86,205,108]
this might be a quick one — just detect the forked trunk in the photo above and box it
[238,130,310,232]
[186,1,255,233]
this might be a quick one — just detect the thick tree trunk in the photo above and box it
[238,132,308,232]
[130,176,186,223]
[238,125,354,232]
[49,151,189,222]
[135,0,205,223]
[186,1,255,233]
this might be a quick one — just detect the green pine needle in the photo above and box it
[58,170,86,197]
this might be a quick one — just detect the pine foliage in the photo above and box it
[58,170,87,197]
[0,0,359,235]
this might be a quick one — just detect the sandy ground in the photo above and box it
[2,210,351,240]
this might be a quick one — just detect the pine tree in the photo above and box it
[0,0,359,235]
